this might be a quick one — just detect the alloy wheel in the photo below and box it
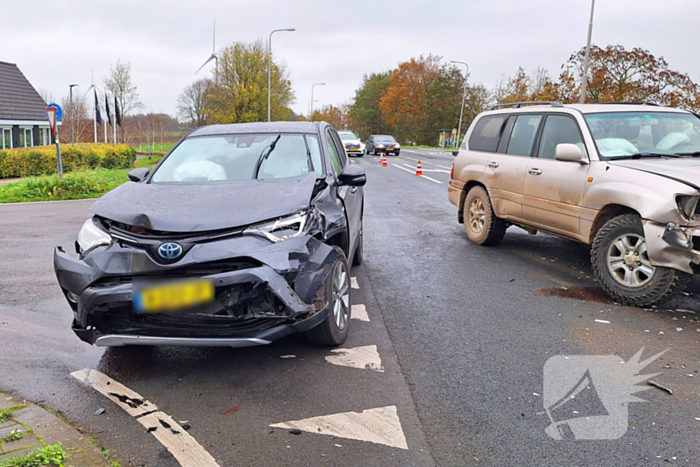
[606,233,655,287]
[468,198,486,233]
[332,261,349,330]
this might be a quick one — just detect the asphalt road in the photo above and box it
[1,147,699,466]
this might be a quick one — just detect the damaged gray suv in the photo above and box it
[54,122,366,347]
[449,102,700,307]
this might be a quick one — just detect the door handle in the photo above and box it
[529,168,542,175]
[488,162,499,168]
[351,187,358,193]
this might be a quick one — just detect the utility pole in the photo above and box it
[267,28,295,122]
[69,84,79,146]
[450,61,468,148]
[580,0,596,104]
[310,83,325,121]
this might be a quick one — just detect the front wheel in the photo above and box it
[462,186,507,246]
[305,247,351,346]
[591,214,690,307]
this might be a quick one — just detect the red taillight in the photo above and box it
[451,161,454,179]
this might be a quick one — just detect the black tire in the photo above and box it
[591,214,690,307]
[352,221,363,266]
[305,247,351,346]
[462,186,507,246]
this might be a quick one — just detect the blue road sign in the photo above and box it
[48,103,63,122]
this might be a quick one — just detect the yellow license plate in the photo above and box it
[349,148,358,151]
[134,280,214,313]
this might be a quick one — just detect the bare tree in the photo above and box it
[104,60,144,142]
[61,94,92,143]
[177,79,211,128]
[38,88,53,105]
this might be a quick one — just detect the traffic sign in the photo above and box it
[46,107,57,136]
[47,103,63,122]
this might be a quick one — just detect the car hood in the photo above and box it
[608,158,700,190]
[89,173,317,232]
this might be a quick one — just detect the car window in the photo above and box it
[339,132,358,141]
[507,114,542,156]
[306,134,324,175]
[469,115,507,152]
[584,112,700,158]
[331,131,348,166]
[537,115,584,160]
[374,135,396,142]
[151,133,322,183]
[326,130,343,176]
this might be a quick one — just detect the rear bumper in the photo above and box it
[54,235,339,346]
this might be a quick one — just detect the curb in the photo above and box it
[0,393,110,467]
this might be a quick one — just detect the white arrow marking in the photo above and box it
[325,345,384,372]
[351,304,370,322]
[71,369,220,467]
[351,277,360,289]
[270,405,408,450]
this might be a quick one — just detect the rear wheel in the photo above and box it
[305,247,351,346]
[591,214,690,307]
[462,186,507,246]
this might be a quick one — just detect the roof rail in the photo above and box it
[489,101,563,111]
[594,101,659,106]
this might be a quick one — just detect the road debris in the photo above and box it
[219,407,241,415]
[677,309,696,314]
[594,319,610,324]
[647,380,673,395]
[289,429,302,435]
[280,355,296,359]
[676,327,683,332]
[94,408,106,416]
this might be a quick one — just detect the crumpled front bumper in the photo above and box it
[54,235,339,346]
[643,220,700,274]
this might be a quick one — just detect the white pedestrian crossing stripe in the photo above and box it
[270,405,408,450]
[351,304,370,322]
[325,345,384,372]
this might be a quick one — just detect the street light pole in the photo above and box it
[580,0,596,104]
[450,61,468,149]
[310,83,325,121]
[69,84,79,146]
[268,28,295,122]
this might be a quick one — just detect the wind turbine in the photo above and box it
[195,20,218,84]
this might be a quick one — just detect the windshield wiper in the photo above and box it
[253,134,281,179]
[610,152,683,160]
[675,151,700,157]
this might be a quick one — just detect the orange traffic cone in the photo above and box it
[381,154,388,167]
[415,160,423,175]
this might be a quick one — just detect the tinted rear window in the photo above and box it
[469,115,507,152]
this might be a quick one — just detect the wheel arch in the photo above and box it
[588,204,640,243]
[458,181,488,224]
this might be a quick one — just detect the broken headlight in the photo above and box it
[676,195,700,221]
[244,211,312,242]
[77,217,112,255]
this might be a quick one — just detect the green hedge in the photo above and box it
[0,143,136,179]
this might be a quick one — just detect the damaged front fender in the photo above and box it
[643,220,700,274]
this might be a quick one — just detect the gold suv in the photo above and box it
[449,102,700,306]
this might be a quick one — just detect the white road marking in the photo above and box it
[71,369,220,467]
[325,345,384,372]
[392,164,443,184]
[351,304,370,322]
[351,277,360,289]
[270,405,408,450]
[402,150,455,160]
[400,163,449,174]
[402,156,451,170]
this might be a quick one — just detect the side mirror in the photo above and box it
[338,164,367,187]
[128,167,150,182]
[555,143,586,163]
[452,150,459,156]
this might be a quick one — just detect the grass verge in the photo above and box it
[0,169,129,203]
[134,155,163,169]
[0,444,66,467]
[132,142,175,154]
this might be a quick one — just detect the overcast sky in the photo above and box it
[5,0,700,118]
